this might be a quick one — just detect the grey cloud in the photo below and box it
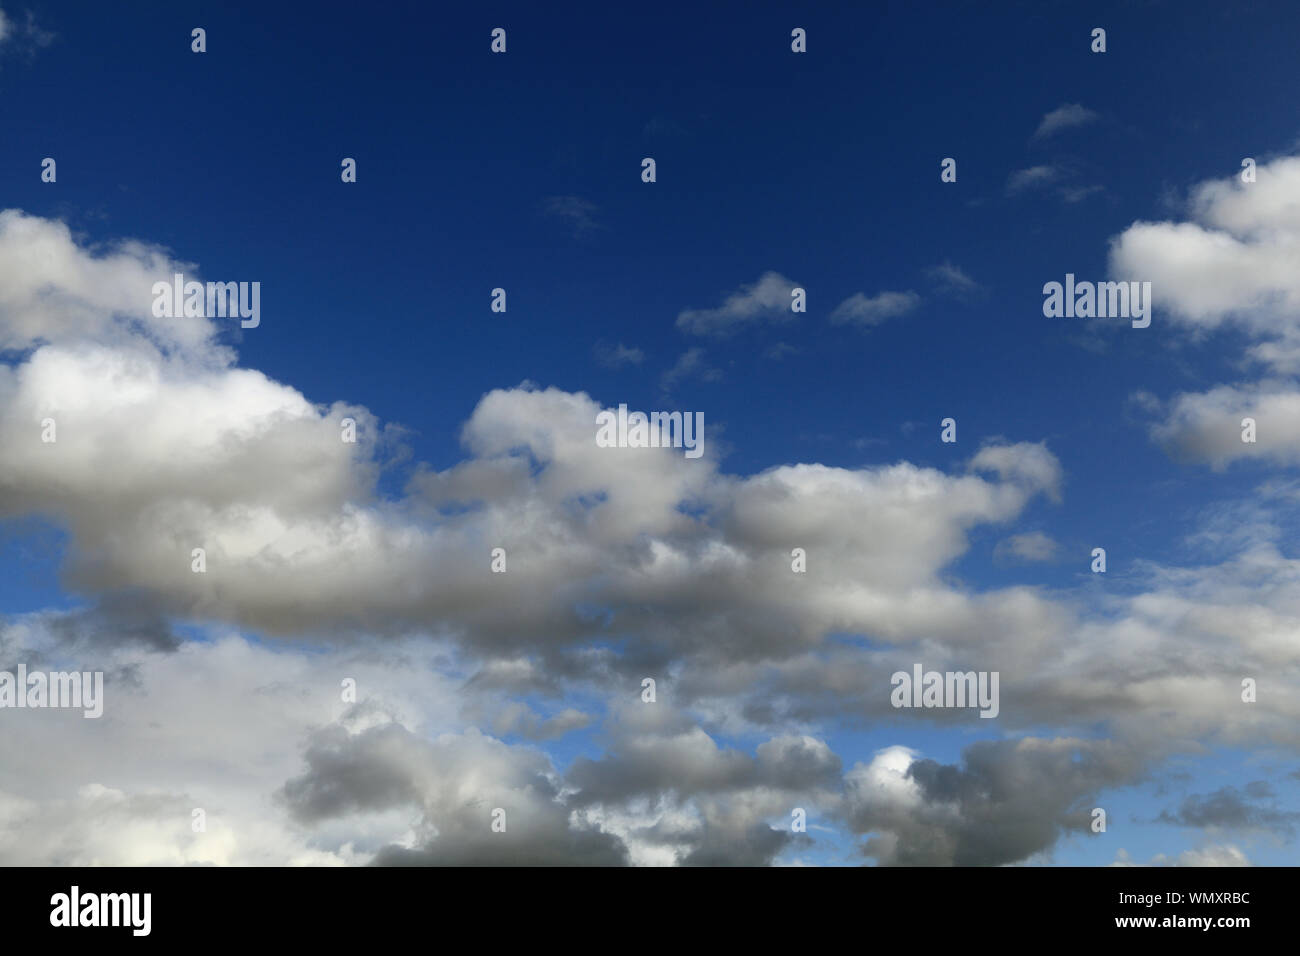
[282,718,630,866]
[844,739,1145,866]
[280,723,429,824]
[1156,783,1300,836]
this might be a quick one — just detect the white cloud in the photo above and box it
[926,262,981,297]
[676,272,800,336]
[830,290,919,327]
[0,210,223,359]
[1110,155,1300,465]
[660,346,721,389]
[1109,156,1300,340]
[0,619,464,865]
[1148,382,1300,467]
[1111,844,1251,867]
[995,531,1060,563]
[593,342,644,368]
[542,195,600,235]
[1007,165,1060,194]
[1034,103,1098,139]
[0,9,53,53]
[2,209,1299,865]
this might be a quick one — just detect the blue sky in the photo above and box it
[1,0,1298,866]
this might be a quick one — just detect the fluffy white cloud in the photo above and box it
[0,222,1061,659]
[1110,156,1300,339]
[1110,155,1300,464]
[2,209,1299,865]
[0,211,222,359]
[1147,382,1300,467]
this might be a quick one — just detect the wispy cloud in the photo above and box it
[660,347,722,390]
[1007,164,1102,203]
[0,8,55,58]
[926,262,982,297]
[1006,164,1061,194]
[676,272,800,336]
[643,115,687,138]
[764,341,800,360]
[593,342,645,368]
[830,290,920,327]
[542,195,601,236]
[993,531,1060,564]
[1033,103,1098,139]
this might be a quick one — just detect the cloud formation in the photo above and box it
[1,208,1298,865]
[1112,156,1300,465]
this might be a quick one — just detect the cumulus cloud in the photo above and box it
[284,720,629,866]
[1111,155,1300,465]
[0,614,465,865]
[1146,382,1300,467]
[563,704,837,865]
[0,212,1068,672]
[844,739,1143,866]
[3,208,1300,865]
[1109,158,1300,337]
[0,211,222,358]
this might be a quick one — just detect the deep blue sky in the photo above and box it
[6,1,1290,561]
